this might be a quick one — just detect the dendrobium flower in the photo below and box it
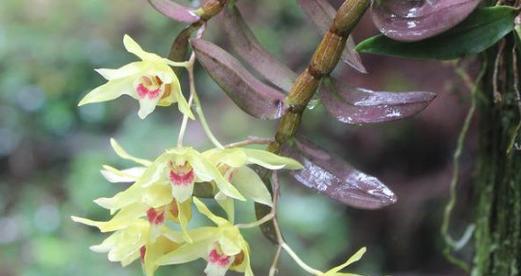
[157,198,254,276]
[203,147,303,220]
[78,35,193,119]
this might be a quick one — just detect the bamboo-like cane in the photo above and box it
[257,0,371,243]
[268,0,370,153]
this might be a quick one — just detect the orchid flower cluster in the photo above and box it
[73,35,366,276]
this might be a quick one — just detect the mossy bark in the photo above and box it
[472,35,521,275]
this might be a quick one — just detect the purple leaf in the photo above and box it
[371,0,481,42]
[297,0,367,73]
[192,39,286,119]
[147,0,200,23]
[320,78,436,124]
[221,7,297,92]
[282,137,397,209]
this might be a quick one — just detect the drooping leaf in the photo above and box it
[320,78,436,124]
[297,0,367,73]
[221,6,297,91]
[371,0,481,42]
[356,6,517,60]
[191,39,286,119]
[282,137,397,209]
[147,0,200,23]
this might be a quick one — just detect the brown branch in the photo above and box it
[267,0,370,154]
[256,0,371,244]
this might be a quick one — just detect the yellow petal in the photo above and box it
[191,154,245,201]
[100,165,146,183]
[231,166,272,207]
[193,197,230,226]
[215,192,235,223]
[123,34,162,62]
[137,96,162,119]
[143,236,180,276]
[142,183,174,208]
[204,148,248,168]
[71,203,146,232]
[325,247,366,275]
[94,183,143,212]
[78,78,133,106]
[110,138,152,166]
[156,237,214,266]
[243,148,303,170]
[95,62,143,80]
[218,235,241,256]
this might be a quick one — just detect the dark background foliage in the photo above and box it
[0,0,474,275]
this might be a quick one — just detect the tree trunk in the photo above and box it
[473,34,521,275]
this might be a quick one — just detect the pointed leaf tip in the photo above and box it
[371,0,481,42]
[282,137,397,209]
[147,0,200,23]
[191,39,286,120]
[320,78,436,124]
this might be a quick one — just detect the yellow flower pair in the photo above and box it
[74,34,367,276]
[72,138,302,275]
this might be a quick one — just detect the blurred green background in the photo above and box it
[0,0,474,275]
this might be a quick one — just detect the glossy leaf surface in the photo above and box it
[357,6,517,60]
[282,137,397,209]
[371,0,481,42]
[221,7,297,91]
[192,39,286,119]
[297,0,367,73]
[320,78,436,124]
[147,0,200,23]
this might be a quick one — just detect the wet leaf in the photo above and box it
[192,39,286,119]
[371,0,481,42]
[221,6,297,91]
[147,0,200,23]
[320,78,436,124]
[357,6,517,60]
[282,137,397,209]
[297,0,367,73]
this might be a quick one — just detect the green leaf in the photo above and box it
[356,6,517,60]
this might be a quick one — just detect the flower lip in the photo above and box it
[146,208,165,225]
[168,161,195,186]
[136,75,163,99]
[208,247,232,267]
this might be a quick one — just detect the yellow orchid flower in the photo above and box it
[82,139,245,241]
[74,216,181,276]
[95,139,245,210]
[322,247,366,276]
[82,219,152,267]
[157,198,254,276]
[78,34,193,119]
[203,147,303,221]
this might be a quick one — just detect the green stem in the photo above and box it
[440,59,487,272]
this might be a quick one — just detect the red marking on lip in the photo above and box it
[140,246,146,263]
[146,208,165,225]
[137,83,161,99]
[169,169,195,186]
[208,248,231,267]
